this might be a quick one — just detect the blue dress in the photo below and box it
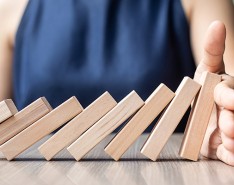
[13,0,195,132]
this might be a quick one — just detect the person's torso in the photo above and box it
[13,0,195,131]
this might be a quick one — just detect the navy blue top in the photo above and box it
[13,0,195,131]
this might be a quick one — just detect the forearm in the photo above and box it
[0,10,13,100]
[0,0,29,101]
[0,38,13,100]
[190,0,234,75]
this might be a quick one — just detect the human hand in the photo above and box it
[194,21,234,166]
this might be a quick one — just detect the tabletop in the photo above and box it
[0,134,234,185]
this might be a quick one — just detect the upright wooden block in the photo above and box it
[179,72,221,161]
[104,84,175,161]
[67,91,144,161]
[140,77,201,161]
[0,99,18,123]
[38,92,117,160]
[0,97,83,160]
[0,97,52,145]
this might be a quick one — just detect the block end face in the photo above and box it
[0,145,16,161]
[113,157,120,161]
[38,147,53,161]
[104,147,121,161]
[101,91,118,106]
[6,157,13,161]
[179,153,199,161]
[40,97,53,111]
[67,147,81,161]
[72,154,82,162]
[44,155,52,161]
[140,148,157,162]
[70,96,84,112]
[0,99,18,123]
[5,99,18,115]
[179,147,199,161]
[3,153,14,161]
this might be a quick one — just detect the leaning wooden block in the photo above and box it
[0,96,83,160]
[38,92,117,160]
[179,72,221,161]
[140,77,201,161]
[67,91,144,161]
[0,97,52,145]
[104,84,175,161]
[0,99,18,123]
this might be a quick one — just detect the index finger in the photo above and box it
[214,81,234,110]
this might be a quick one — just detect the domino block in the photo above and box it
[38,92,117,160]
[67,91,144,161]
[179,72,221,161]
[0,99,18,123]
[140,77,201,161]
[0,96,83,160]
[104,84,175,161]
[0,97,52,145]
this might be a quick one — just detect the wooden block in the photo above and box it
[67,91,144,161]
[104,84,175,160]
[179,72,221,161]
[140,77,201,161]
[38,92,117,160]
[0,96,83,160]
[0,97,52,145]
[0,99,18,123]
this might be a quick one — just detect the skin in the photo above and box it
[182,0,234,166]
[0,0,28,100]
[0,0,234,165]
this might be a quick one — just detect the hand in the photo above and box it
[194,21,234,166]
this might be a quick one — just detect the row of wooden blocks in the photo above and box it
[0,72,221,161]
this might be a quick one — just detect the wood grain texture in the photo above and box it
[0,99,18,123]
[38,92,117,160]
[0,97,52,145]
[141,77,201,161]
[179,72,221,161]
[67,91,144,161]
[104,84,175,161]
[0,134,233,185]
[0,97,83,160]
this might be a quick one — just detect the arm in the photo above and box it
[0,5,13,100]
[0,0,28,101]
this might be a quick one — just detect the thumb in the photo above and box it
[194,21,226,82]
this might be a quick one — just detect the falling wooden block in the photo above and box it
[0,99,18,123]
[179,72,221,161]
[38,92,117,160]
[67,91,144,161]
[104,84,175,161]
[140,77,201,161]
[0,97,52,145]
[0,97,83,160]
